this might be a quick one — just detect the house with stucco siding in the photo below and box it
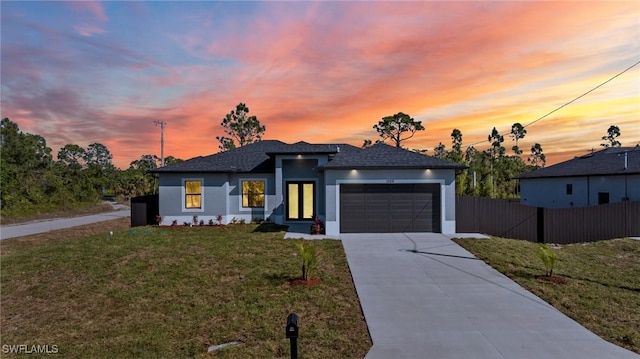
[151,141,465,235]
[517,146,640,208]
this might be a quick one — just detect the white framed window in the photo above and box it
[241,179,265,208]
[182,178,204,212]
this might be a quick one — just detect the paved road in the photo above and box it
[0,209,131,240]
[341,233,639,359]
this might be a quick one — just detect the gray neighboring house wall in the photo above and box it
[151,140,465,235]
[517,147,640,208]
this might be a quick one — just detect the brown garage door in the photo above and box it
[340,183,441,233]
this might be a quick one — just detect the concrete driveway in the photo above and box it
[341,233,639,359]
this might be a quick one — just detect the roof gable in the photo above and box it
[517,147,640,179]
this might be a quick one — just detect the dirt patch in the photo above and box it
[288,277,322,286]
[535,275,569,285]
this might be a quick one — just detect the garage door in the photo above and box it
[340,183,441,233]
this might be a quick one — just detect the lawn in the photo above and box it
[454,236,640,354]
[0,219,371,358]
[0,201,118,225]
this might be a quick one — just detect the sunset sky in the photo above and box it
[2,1,639,169]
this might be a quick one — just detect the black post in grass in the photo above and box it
[285,313,299,359]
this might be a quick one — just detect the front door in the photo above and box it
[287,181,315,220]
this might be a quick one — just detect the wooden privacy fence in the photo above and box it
[131,194,159,227]
[456,196,640,244]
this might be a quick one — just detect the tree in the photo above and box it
[57,144,86,170]
[528,143,546,168]
[487,127,505,160]
[433,142,447,159]
[129,154,159,171]
[373,112,424,148]
[600,125,621,148]
[216,103,266,151]
[84,143,113,170]
[164,156,184,166]
[362,139,384,148]
[449,129,464,164]
[509,123,527,155]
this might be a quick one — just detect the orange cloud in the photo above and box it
[2,1,638,169]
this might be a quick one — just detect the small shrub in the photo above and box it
[183,221,190,227]
[192,215,198,225]
[199,220,205,226]
[171,219,178,226]
[310,217,325,235]
[208,219,214,226]
[216,214,223,225]
[230,217,238,225]
[155,214,162,225]
[295,241,318,281]
[537,244,558,277]
[239,218,246,224]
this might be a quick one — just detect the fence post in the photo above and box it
[536,207,545,243]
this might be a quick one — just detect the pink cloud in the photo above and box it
[66,0,108,22]
[3,1,639,168]
[74,24,106,37]
[66,0,108,36]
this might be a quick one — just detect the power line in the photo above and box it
[523,60,640,129]
[462,59,640,149]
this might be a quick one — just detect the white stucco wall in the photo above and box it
[158,173,230,225]
[158,172,277,225]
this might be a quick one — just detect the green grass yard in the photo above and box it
[0,219,371,358]
[454,236,640,354]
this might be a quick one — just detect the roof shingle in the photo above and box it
[317,143,465,170]
[517,147,640,179]
[151,140,464,173]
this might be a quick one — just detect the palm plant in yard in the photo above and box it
[537,244,558,277]
[295,241,318,281]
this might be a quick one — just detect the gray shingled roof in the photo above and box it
[151,140,464,173]
[317,143,465,170]
[151,140,283,173]
[265,141,342,154]
[517,147,640,179]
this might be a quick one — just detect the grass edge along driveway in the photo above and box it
[454,236,640,355]
[0,219,372,358]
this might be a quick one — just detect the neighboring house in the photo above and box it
[151,141,465,235]
[517,146,640,208]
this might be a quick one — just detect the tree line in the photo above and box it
[364,113,624,198]
[215,105,625,199]
[0,117,182,217]
[1,104,625,216]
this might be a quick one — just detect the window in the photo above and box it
[598,192,609,205]
[185,180,202,209]
[566,184,573,195]
[287,181,315,220]
[242,180,265,208]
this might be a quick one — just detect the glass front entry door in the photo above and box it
[287,182,315,220]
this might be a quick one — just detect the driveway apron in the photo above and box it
[341,233,639,359]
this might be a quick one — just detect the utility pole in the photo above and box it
[154,120,166,167]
